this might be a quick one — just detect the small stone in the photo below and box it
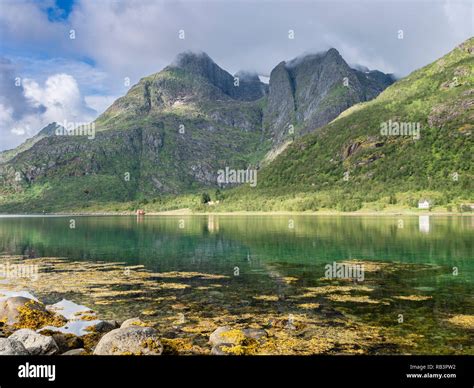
[62,348,86,355]
[49,332,83,353]
[209,326,234,346]
[211,344,233,355]
[209,326,267,347]
[88,320,119,333]
[209,291,224,299]
[242,328,268,340]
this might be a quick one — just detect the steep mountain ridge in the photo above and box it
[263,48,395,144]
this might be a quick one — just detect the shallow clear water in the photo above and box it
[0,215,472,354]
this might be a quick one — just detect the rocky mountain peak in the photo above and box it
[263,48,394,144]
[169,51,267,101]
[38,122,60,136]
[325,47,341,58]
[173,51,219,77]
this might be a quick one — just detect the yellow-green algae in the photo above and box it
[14,300,66,330]
[446,315,474,329]
[394,295,433,301]
[1,256,472,355]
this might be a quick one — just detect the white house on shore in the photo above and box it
[418,199,431,209]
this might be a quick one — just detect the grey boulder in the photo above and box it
[9,329,59,355]
[93,326,162,355]
[0,338,30,355]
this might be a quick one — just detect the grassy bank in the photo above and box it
[1,186,472,215]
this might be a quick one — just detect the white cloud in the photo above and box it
[0,72,97,151]
[0,0,70,53]
[66,0,473,79]
[0,104,13,123]
[12,57,111,94]
[2,0,472,81]
[23,73,95,122]
[0,0,472,152]
[444,0,474,39]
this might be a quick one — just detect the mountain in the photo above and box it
[226,37,473,211]
[0,49,394,212]
[0,53,269,209]
[0,123,62,164]
[263,48,395,145]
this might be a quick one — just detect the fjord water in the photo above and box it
[1,215,472,271]
[0,215,472,354]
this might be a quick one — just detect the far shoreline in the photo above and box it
[1,208,473,217]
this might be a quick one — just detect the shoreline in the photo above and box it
[0,209,472,217]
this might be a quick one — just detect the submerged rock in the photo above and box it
[120,318,150,329]
[62,348,86,355]
[211,344,232,355]
[209,326,267,354]
[93,327,163,355]
[87,320,119,333]
[209,326,235,346]
[210,326,267,347]
[0,338,30,355]
[242,328,268,341]
[446,315,474,329]
[45,331,84,353]
[9,329,59,355]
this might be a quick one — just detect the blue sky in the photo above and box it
[46,0,75,21]
[0,0,472,151]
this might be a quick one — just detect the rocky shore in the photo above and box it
[0,295,272,355]
[1,255,473,355]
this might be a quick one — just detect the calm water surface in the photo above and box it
[0,215,472,354]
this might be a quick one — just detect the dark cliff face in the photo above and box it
[263,62,296,143]
[233,71,269,101]
[263,48,395,144]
